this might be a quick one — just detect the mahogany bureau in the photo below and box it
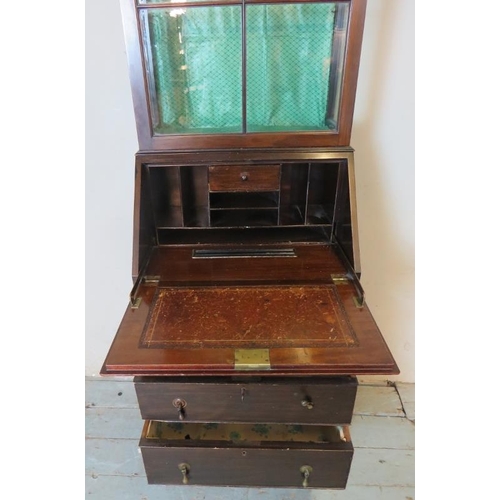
[102,0,399,490]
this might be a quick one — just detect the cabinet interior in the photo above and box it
[146,161,353,259]
[144,421,350,445]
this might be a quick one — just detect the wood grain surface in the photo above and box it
[134,376,357,424]
[209,165,280,192]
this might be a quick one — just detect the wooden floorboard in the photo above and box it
[86,407,143,439]
[86,438,143,477]
[351,415,415,449]
[354,385,405,417]
[86,475,415,500]
[348,448,415,487]
[86,379,138,408]
[85,379,415,498]
[396,382,415,421]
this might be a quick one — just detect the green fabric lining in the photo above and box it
[146,4,337,134]
[246,4,335,131]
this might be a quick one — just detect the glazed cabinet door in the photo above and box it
[122,0,367,149]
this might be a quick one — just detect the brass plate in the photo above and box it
[234,348,271,371]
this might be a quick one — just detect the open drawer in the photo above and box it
[140,421,353,488]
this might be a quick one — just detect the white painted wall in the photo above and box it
[352,1,415,382]
[86,0,138,376]
[86,0,415,382]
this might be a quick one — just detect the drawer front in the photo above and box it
[142,447,352,488]
[140,421,353,488]
[209,165,280,192]
[135,376,357,425]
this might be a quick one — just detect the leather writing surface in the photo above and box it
[140,285,358,349]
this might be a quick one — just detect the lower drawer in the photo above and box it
[140,421,353,488]
[134,376,357,425]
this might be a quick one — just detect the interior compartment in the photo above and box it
[210,209,278,227]
[144,421,350,445]
[332,162,354,265]
[279,163,308,225]
[180,166,209,227]
[139,420,354,488]
[210,191,278,209]
[157,226,331,245]
[140,159,356,270]
[149,166,184,228]
[306,163,339,225]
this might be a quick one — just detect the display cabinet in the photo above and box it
[102,0,399,489]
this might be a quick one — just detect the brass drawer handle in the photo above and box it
[178,463,190,484]
[172,398,187,420]
[300,465,313,487]
[240,172,248,181]
[301,398,314,410]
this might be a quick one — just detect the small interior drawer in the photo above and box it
[209,165,280,192]
[140,421,353,488]
[134,376,357,425]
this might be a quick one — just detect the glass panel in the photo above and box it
[246,2,348,133]
[141,6,243,135]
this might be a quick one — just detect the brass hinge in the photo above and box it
[234,349,271,371]
[130,297,142,309]
[331,274,365,308]
[353,296,365,308]
[143,275,160,284]
[330,273,350,284]
[129,276,160,309]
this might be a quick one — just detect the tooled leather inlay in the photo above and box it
[139,286,358,349]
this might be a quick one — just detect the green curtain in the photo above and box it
[148,6,242,134]
[147,4,335,134]
[182,7,243,131]
[148,11,187,129]
[246,4,335,131]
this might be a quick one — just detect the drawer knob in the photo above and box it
[240,173,248,181]
[178,463,190,484]
[301,398,314,410]
[300,465,313,488]
[172,398,187,420]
